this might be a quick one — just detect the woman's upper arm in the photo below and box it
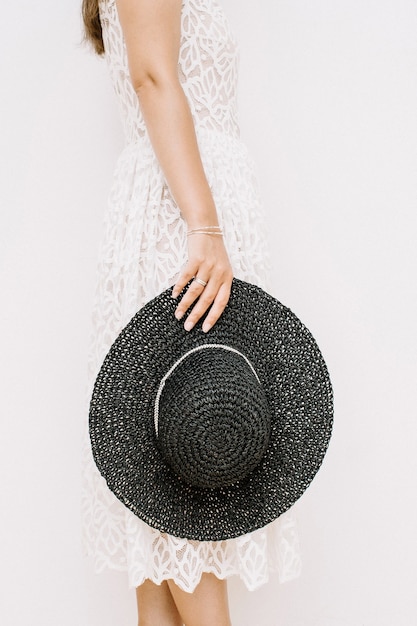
[116,0,183,90]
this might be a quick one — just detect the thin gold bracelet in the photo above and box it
[187,225,222,235]
[187,231,224,236]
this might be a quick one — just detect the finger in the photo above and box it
[201,281,232,333]
[182,283,218,330]
[174,276,209,321]
[182,276,231,331]
[171,261,199,299]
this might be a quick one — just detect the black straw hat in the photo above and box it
[89,278,333,541]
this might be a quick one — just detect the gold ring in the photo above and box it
[194,277,208,287]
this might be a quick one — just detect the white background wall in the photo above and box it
[1,1,416,624]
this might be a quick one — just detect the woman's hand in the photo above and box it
[172,234,233,333]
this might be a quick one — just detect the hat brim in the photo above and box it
[89,278,333,541]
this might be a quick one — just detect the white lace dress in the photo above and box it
[81,0,302,592]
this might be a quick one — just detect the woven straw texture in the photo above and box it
[156,346,271,488]
[89,278,333,542]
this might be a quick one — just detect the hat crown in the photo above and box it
[155,346,271,489]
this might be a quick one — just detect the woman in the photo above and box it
[81,0,301,624]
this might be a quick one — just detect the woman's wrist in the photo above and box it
[187,225,223,237]
[184,208,219,230]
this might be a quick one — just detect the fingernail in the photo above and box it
[184,320,194,331]
[202,322,211,333]
[171,290,178,299]
[175,310,184,320]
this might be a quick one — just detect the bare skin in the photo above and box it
[116,0,233,334]
[136,575,232,626]
[116,0,234,622]
[167,574,232,626]
[136,580,183,626]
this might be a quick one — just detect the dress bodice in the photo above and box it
[99,0,240,144]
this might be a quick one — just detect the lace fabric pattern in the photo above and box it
[81,0,302,592]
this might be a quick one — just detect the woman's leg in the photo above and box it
[136,579,183,626]
[167,573,232,626]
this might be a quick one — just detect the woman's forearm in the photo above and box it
[136,78,218,229]
[116,0,218,229]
